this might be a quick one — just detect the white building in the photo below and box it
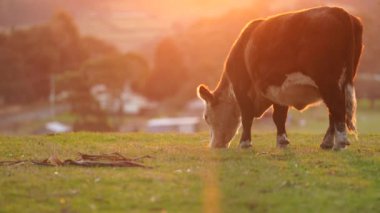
[91,84,154,115]
[146,117,200,133]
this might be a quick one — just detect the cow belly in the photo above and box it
[263,72,321,110]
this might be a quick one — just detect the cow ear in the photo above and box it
[197,84,214,103]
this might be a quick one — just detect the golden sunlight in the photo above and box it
[0,0,379,212]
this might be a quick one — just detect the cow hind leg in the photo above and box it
[320,114,335,149]
[273,104,290,148]
[320,85,350,151]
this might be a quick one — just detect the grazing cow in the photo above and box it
[197,7,363,150]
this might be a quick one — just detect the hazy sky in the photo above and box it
[102,0,254,19]
[0,0,256,51]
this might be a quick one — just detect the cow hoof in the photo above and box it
[321,133,334,150]
[320,142,334,150]
[276,134,290,148]
[332,141,350,151]
[239,141,252,149]
[276,141,289,149]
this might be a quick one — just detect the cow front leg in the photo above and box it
[320,114,335,149]
[233,87,255,149]
[239,110,254,149]
[273,104,290,148]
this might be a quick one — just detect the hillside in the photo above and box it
[3,0,377,53]
[0,0,252,51]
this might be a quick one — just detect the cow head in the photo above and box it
[197,84,241,148]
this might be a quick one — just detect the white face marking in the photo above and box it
[202,85,241,148]
[263,72,321,110]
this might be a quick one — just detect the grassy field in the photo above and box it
[251,102,380,134]
[0,133,380,212]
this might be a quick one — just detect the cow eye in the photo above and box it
[204,114,208,121]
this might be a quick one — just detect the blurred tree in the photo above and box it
[0,8,155,131]
[0,10,124,105]
[58,51,149,131]
[0,25,58,103]
[143,37,188,101]
[0,34,6,45]
[0,11,84,104]
[81,36,119,59]
[124,53,151,92]
[82,53,149,98]
[49,11,86,72]
[58,71,113,131]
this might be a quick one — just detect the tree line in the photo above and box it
[1,0,379,111]
[0,12,189,107]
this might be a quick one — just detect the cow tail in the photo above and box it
[345,83,357,137]
[345,15,362,139]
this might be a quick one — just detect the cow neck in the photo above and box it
[214,73,236,103]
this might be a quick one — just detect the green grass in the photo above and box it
[252,103,380,134]
[0,133,380,212]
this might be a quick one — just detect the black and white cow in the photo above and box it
[197,6,363,150]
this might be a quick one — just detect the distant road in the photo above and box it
[0,103,70,130]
